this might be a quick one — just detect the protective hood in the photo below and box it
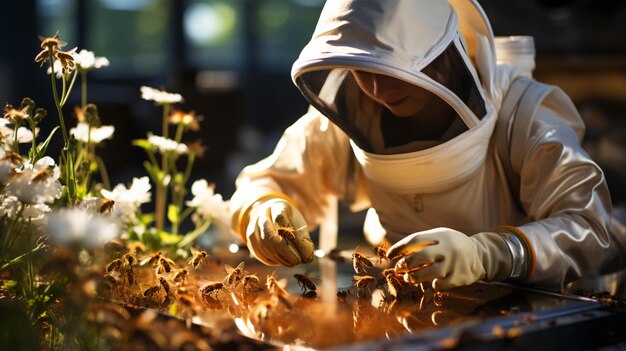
[291,0,504,193]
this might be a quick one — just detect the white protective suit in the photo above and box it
[230,0,614,290]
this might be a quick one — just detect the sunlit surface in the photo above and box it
[184,0,242,69]
[228,243,239,254]
[98,0,155,11]
[184,2,236,45]
[101,251,597,350]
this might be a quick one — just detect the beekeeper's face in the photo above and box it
[352,70,434,117]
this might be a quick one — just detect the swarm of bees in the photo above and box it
[99,239,448,348]
[350,245,428,303]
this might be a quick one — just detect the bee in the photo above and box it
[158,276,171,295]
[252,298,276,324]
[266,273,291,309]
[302,290,317,299]
[188,247,209,270]
[242,274,261,291]
[122,253,137,267]
[373,241,390,264]
[337,290,348,302]
[266,273,288,296]
[103,273,118,289]
[125,267,136,285]
[31,168,51,182]
[354,275,376,298]
[105,258,123,273]
[143,285,161,298]
[293,273,317,293]
[352,251,374,275]
[104,239,126,254]
[140,251,163,267]
[199,282,225,299]
[156,257,175,274]
[177,293,195,308]
[97,199,115,214]
[173,269,189,283]
[273,224,296,242]
[383,268,404,299]
[127,242,146,255]
[224,262,245,286]
[353,275,376,289]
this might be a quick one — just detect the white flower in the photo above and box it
[148,135,188,155]
[140,86,183,105]
[73,49,109,71]
[0,118,37,145]
[186,179,227,219]
[70,122,115,143]
[6,157,63,204]
[101,176,152,206]
[47,59,72,78]
[0,195,50,223]
[46,49,109,77]
[46,208,120,248]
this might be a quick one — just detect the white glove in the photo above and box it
[386,227,512,290]
[244,197,314,267]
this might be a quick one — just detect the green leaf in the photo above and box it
[173,172,184,185]
[2,280,17,289]
[89,159,98,173]
[177,217,213,249]
[158,230,182,246]
[142,161,158,181]
[30,126,59,163]
[66,151,76,202]
[132,139,152,152]
[140,213,155,225]
[167,204,180,224]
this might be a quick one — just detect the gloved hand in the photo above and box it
[244,197,314,267]
[386,227,512,290]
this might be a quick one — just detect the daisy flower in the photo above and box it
[46,208,120,248]
[6,157,62,204]
[140,86,183,105]
[73,49,109,71]
[70,122,115,143]
[186,179,227,219]
[147,135,188,155]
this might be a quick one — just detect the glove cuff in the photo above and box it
[472,232,513,282]
[236,192,297,243]
[496,226,535,281]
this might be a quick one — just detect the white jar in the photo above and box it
[494,35,536,78]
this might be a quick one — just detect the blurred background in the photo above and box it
[1,0,625,215]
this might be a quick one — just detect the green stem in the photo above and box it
[81,70,87,108]
[145,147,159,168]
[28,118,37,159]
[177,206,196,225]
[155,183,167,231]
[2,204,25,250]
[48,52,68,144]
[95,155,111,190]
[176,217,212,249]
[174,122,184,143]
[183,152,196,184]
[162,103,170,139]
[60,69,79,107]
[0,243,45,273]
[156,145,171,231]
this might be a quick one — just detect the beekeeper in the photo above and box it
[229,0,615,291]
